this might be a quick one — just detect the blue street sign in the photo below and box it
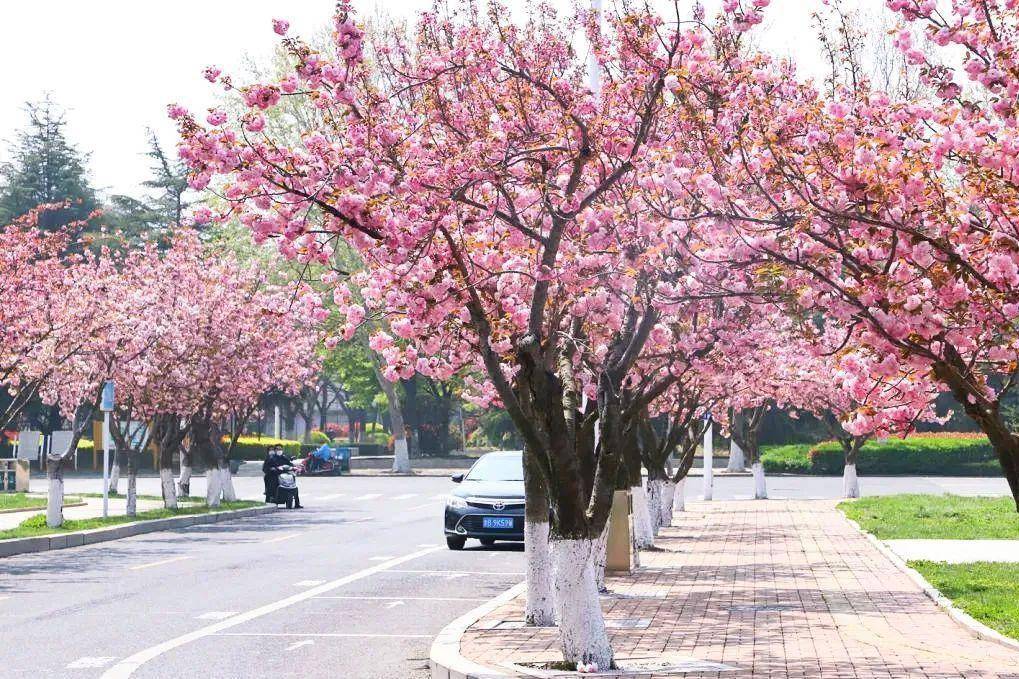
[101,380,115,412]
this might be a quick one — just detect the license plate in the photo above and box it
[482,517,514,529]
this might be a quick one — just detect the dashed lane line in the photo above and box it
[99,546,442,679]
[259,532,303,544]
[217,632,432,639]
[311,595,490,602]
[128,556,192,571]
[391,493,418,500]
[354,493,382,501]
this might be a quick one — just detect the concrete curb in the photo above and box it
[0,501,87,515]
[0,505,277,558]
[430,580,527,679]
[842,513,1019,655]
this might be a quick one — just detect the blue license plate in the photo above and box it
[482,517,514,529]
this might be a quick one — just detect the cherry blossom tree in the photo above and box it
[170,1,776,666]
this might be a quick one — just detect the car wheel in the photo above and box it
[479,538,496,547]
[446,535,466,550]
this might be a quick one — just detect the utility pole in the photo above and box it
[101,381,114,518]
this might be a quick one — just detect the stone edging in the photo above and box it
[0,505,277,558]
[430,580,526,679]
[842,513,1019,655]
[0,501,87,515]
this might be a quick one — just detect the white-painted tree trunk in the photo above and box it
[177,464,192,498]
[160,468,178,509]
[660,480,676,527]
[551,538,613,670]
[752,461,768,499]
[646,479,663,535]
[205,468,223,507]
[524,519,555,626]
[673,478,686,512]
[47,474,64,528]
[843,463,860,498]
[220,467,237,502]
[126,468,137,516]
[630,484,654,549]
[593,523,609,592]
[392,438,411,473]
[727,441,746,471]
[108,461,120,494]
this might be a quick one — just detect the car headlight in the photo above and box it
[445,495,468,510]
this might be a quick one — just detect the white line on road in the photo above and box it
[368,555,395,561]
[384,600,405,609]
[128,556,192,571]
[311,595,490,602]
[391,493,418,500]
[196,612,238,620]
[260,532,303,544]
[217,632,432,639]
[67,657,117,669]
[354,493,382,501]
[0,596,9,602]
[293,580,326,587]
[317,493,346,501]
[416,543,440,548]
[430,494,447,499]
[387,569,524,576]
[405,503,436,512]
[100,546,442,679]
[285,639,315,651]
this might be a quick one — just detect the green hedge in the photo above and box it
[761,435,1000,476]
[227,436,302,461]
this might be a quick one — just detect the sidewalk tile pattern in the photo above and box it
[460,499,1019,678]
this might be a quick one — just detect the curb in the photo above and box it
[0,505,277,559]
[0,501,87,515]
[430,581,527,679]
[842,513,1019,655]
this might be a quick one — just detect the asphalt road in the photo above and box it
[0,472,1010,678]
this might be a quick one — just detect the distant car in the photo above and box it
[444,450,524,550]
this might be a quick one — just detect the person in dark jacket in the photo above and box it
[264,445,303,508]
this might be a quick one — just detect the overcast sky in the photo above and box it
[0,0,879,199]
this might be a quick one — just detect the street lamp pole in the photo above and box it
[100,380,115,518]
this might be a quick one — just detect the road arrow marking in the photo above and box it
[285,639,315,651]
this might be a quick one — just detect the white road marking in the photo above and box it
[405,503,436,512]
[100,546,442,679]
[430,493,447,499]
[293,580,326,587]
[368,556,395,561]
[387,569,524,576]
[317,493,346,501]
[354,493,382,501]
[384,600,405,609]
[217,632,432,639]
[128,556,191,571]
[416,543,440,548]
[311,595,490,602]
[346,517,373,523]
[391,493,417,500]
[285,639,315,651]
[196,612,238,620]
[260,532,302,544]
[0,596,9,601]
[67,657,117,669]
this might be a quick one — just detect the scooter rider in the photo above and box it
[264,445,303,509]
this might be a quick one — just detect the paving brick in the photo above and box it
[459,500,1019,678]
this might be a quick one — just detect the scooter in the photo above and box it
[273,465,300,509]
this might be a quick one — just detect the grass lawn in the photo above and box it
[77,492,204,502]
[910,561,1019,641]
[0,493,84,511]
[838,494,1019,540]
[0,500,261,540]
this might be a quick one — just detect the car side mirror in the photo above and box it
[450,473,464,483]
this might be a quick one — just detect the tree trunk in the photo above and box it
[843,438,862,499]
[752,460,767,499]
[375,365,411,473]
[630,482,654,548]
[933,358,1019,510]
[108,447,125,495]
[126,452,138,517]
[593,523,609,592]
[659,480,676,527]
[552,538,613,671]
[205,467,222,507]
[672,478,686,513]
[523,446,554,626]
[727,440,746,471]
[646,478,663,536]
[46,456,67,528]
[177,448,192,498]
[157,433,178,509]
[220,462,237,502]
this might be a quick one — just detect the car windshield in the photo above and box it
[464,453,523,481]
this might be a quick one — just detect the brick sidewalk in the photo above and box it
[460,500,1019,678]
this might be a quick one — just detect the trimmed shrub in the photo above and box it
[762,434,999,476]
[226,436,301,461]
[309,430,331,445]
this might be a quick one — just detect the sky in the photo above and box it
[0,0,879,200]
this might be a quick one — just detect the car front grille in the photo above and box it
[466,497,525,510]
